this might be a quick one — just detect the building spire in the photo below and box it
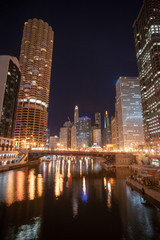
[74,105,79,124]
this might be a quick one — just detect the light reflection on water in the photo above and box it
[0,156,160,240]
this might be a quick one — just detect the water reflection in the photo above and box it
[81,176,88,203]
[37,174,43,198]
[0,156,159,240]
[103,177,113,209]
[28,169,36,200]
[16,171,25,202]
[6,171,15,206]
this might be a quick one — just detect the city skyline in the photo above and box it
[0,0,142,135]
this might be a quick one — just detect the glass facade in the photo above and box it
[95,112,101,129]
[0,56,21,139]
[59,121,72,149]
[116,77,144,150]
[133,0,160,148]
[76,117,91,148]
[102,111,111,145]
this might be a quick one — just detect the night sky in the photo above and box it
[0,0,142,136]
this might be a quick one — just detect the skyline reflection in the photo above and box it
[0,157,159,240]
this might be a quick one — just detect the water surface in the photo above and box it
[0,156,160,240]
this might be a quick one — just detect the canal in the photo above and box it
[0,156,160,240]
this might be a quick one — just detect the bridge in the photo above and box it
[27,150,136,166]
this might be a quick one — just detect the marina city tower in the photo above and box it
[15,19,54,149]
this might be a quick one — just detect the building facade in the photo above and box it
[133,0,160,149]
[0,56,21,139]
[49,135,59,150]
[59,121,72,149]
[102,111,112,146]
[74,105,79,124]
[111,103,119,150]
[71,106,79,149]
[76,117,91,148]
[71,125,77,149]
[15,18,54,149]
[111,116,116,147]
[116,77,144,150]
[95,112,101,129]
[92,128,102,146]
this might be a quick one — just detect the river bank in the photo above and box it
[126,177,160,208]
[0,159,41,172]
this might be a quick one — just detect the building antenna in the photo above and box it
[68,116,71,122]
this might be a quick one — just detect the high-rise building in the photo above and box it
[104,111,109,129]
[102,111,112,146]
[71,125,76,149]
[74,105,79,124]
[111,116,116,147]
[116,76,144,150]
[92,128,102,146]
[0,56,21,139]
[49,135,59,150]
[133,0,160,149]
[95,112,101,128]
[59,121,72,149]
[71,105,79,149]
[46,128,50,149]
[15,18,54,149]
[111,102,119,150]
[76,117,91,148]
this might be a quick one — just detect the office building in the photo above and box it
[95,112,101,129]
[0,56,21,139]
[92,128,101,146]
[102,111,112,146]
[49,135,59,150]
[76,117,91,148]
[15,18,54,149]
[71,106,79,149]
[116,76,144,150]
[111,103,119,150]
[111,116,116,146]
[133,0,160,149]
[59,121,72,149]
[74,105,79,124]
[71,125,77,149]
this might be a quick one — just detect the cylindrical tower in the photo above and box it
[15,18,54,149]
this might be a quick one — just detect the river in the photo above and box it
[0,156,160,240]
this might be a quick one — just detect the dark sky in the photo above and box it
[0,0,142,136]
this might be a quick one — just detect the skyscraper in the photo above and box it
[95,112,101,128]
[111,102,119,150]
[76,117,91,148]
[92,129,101,146]
[15,19,54,149]
[74,105,79,124]
[71,105,79,149]
[59,121,72,149]
[116,77,144,150]
[0,56,21,138]
[133,0,160,149]
[49,135,59,150]
[102,111,111,146]
[104,111,109,129]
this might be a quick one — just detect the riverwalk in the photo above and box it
[126,177,160,208]
[0,159,41,172]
